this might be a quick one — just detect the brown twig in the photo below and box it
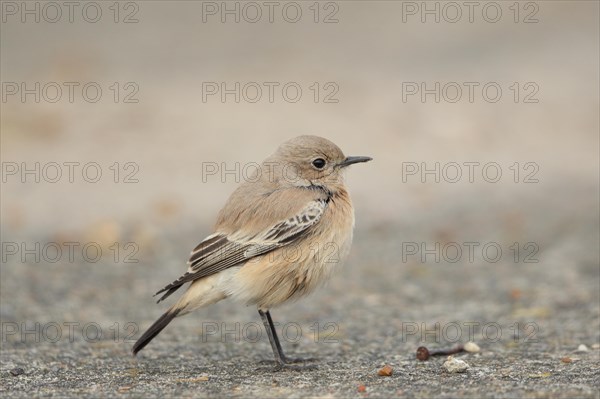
[416,345,465,361]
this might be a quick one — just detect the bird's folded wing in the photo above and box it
[154,198,328,303]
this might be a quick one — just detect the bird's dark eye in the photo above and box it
[312,158,326,169]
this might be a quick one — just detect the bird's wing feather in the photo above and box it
[154,198,328,303]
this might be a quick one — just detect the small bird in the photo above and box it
[132,135,372,369]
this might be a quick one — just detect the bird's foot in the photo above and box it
[258,355,317,365]
[281,356,317,364]
[272,362,318,371]
[257,356,318,371]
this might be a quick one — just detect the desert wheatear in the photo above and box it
[133,135,371,369]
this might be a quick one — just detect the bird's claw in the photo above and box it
[282,356,317,364]
[272,362,318,371]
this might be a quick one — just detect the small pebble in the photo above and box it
[378,365,393,376]
[416,346,430,361]
[560,357,572,363]
[592,343,600,349]
[464,342,481,353]
[443,356,469,373]
[576,344,589,352]
[357,384,366,393]
[10,368,24,376]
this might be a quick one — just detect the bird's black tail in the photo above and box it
[132,308,181,355]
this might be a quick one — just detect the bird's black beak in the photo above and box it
[338,156,373,168]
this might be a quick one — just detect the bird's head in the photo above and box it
[263,135,372,192]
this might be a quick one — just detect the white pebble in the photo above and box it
[464,342,481,353]
[576,344,589,352]
[591,343,599,350]
[443,356,470,373]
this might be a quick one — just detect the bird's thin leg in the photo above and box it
[264,310,288,360]
[266,310,317,363]
[258,310,316,369]
[258,309,286,365]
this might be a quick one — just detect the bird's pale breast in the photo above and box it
[226,188,355,310]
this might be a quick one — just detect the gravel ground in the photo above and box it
[2,184,599,398]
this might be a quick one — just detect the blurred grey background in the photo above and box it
[1,1,598,397]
